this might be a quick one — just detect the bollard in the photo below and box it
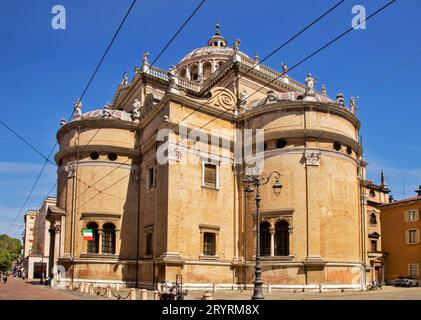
[267,284,272,293]
[116,283,120,291]
[154,290,159,300]
[212,283,216,293]
[106,287,112,299]
[140,289,147,300]
[203,292,213,300]
[130,288,137,300]
[89,283,94,295]
[79,282,85,293]
[84,283,90,294]
[319,284,323,293]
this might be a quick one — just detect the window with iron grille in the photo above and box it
[203,232,216,256]
[102,223,116,254]
[87,222,99,254]
[203,163,217,189]
[275,220,290,256]
[260,222,271,256]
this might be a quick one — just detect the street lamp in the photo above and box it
[243,170,282,300]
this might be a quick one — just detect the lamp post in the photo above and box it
[243,171,282,300]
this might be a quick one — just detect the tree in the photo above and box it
[0,234,22,272]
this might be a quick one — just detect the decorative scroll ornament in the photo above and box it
[204,87,237,111]
[304,152,321,166]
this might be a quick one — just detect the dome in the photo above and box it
[176,24,249,82]
[179,46,234,64]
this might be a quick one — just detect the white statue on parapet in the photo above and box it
[336,92,345,107]
[233,39,241,52]
[121,72,129,85]
[73,98,82,120]
[132,99,142,122]
[349,96,357,114]
[305,73,316,95]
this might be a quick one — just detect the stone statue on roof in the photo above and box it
[349,96,357,114]
[233,39,241,52]
[321,84,327,95]
[121,72,129,85]
[305,73,315,95]
[143,51,149,65]
[336,92,345,107]
[281,63,288,74]
[132,99,142,122]
[73,98,82,120]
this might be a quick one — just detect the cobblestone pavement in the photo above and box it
[183,286,421,300]
[2,277,421,300]
[0,277,106,300]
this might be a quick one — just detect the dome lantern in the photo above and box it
[207,23,227,47]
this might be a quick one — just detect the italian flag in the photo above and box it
[82,229,93,240]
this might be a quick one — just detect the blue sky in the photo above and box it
[0,0,420,237]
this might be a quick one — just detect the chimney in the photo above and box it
[415,185,421,197]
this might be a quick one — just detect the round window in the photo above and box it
[346,146,352,155]
[107,153,118,161]
[276,139,287,149]
[333,141,341,151]
[89,152,99,160]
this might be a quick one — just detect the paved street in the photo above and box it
[1,276,421,300]
[0,277,105,300]
[184,286,421,300]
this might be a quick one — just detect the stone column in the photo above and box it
[98,229,103,254]
[269,227,275,257]
[186,65,191,80]
[304,152,323,261]
[211,60,216,73]
[54,225,61,269]
[115,229,120,255]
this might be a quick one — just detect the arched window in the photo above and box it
[275,220,289,256]
[190,64,199,80]
[202,61,212,79]
[102,223,116,254]
[179,68,186,79]
[86,222,99,254]
[260,222,271,256]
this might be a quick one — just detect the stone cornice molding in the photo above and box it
[57,118,139,141]
[240,100,360,130]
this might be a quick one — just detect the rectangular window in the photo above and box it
[370,240,377,252]
[146,233,153,256]
[203,232,216,256]
[409,230,417,244]
[409,264,419,277]
[407,209,419,222]
[203,162,218,189]
[147,167,155,190]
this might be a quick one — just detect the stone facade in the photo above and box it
[48,26,370,290]
[380,191,421,285]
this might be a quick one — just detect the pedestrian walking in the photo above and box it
[2,274,7,284]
